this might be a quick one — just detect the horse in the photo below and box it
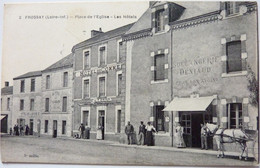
[206,123,250,160]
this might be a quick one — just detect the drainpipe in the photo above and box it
[170,27,174,147]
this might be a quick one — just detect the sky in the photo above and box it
[1,0,149,87]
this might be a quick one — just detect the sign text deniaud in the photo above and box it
[79,63,122,77]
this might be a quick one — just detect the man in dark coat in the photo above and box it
[125,121,134,145]
[138,121,146,145]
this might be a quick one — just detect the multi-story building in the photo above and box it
[123,1,258,149]
[41,53,74,137]
[12,71,42,135]
[1,82,13,133]
[72,24,133,141]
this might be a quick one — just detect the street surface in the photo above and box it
[1,135,258,166]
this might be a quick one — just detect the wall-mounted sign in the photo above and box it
[90,97,112,104]
[20,112,40,117]
[80,63,122,77]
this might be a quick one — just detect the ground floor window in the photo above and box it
[155,105,165,131]
[228,103,242,129]
[82,111,89,126]
[62,120,66,134]
[44,120,48,133]
[181,114,191,134]
[117,110,121,133]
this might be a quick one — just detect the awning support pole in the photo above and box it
[171,111,173,147]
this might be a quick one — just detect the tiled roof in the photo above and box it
[1,86,13,95]
[13,70,42,80]
[43,53,74,72]
[72,23,135,51]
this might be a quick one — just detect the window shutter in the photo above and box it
[227,41,242,72]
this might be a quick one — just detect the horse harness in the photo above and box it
[217,128,247,144]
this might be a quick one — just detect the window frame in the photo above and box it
[46,75,50,89]
[44,120,48,133]
[82,77,91,99]
[97,74,107,97]
[30,98,35,111]
[7,97,10,111]
[20,80,25,93]
[116,71,122,96]
[31,78,35,92]
[155,9,165,33]
[155,105,165,132]
[20,99,24,111]
[62,120,66,134]
[98,44,107,67]
[63,72,68,87]
[62,96,67,112]
[154,54,166,81]
[83,48,91,69]
[226,40,242,73]
[228,103,243,129]
[117,39,123,62]
[45,98,49,112]
[225,2,239,17]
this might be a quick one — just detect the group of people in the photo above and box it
[11,124,30,136]
[125,121,157,146]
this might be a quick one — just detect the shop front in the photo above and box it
[164,95,216,149]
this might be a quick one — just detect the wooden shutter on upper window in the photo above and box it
[227,41,242,72]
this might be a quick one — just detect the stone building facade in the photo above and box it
[41,54,74,137]
[12,71,42,135]
[123,1,258,148]
[72,24,133,141]
[1,82,13,133]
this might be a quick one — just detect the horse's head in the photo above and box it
[206,123,218,134]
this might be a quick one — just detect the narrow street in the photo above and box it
[1,135,257,166]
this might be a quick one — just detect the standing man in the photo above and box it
[125,121,134,145]
[201,123,208,150]
[79,123,85,139]
[138,121,146,145]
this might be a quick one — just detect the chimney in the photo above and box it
[91,28,103,37]
[5,81,9,87]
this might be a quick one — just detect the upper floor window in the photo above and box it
[31,78,35,92]
[30,99,35,111]
[45,98,49,112]
[20,99,24,111]
[20,80,25,92]
[155,9,165,32]
[226,41,242,73]
[228,103,242,129]
[117,40,123,62]
[62,96,67,112]
[226,2,239,16]
[117,73,122,96]
[99,46,106,66]
[84,51,90,69]
[154,54,165,81]
[83,79,90,98]
[7,98,10,111]
[46,75,50,89]
[99,77,106,97]
[63,72,68,87]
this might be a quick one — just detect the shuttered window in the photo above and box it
[118,74,122,95]
[31,79,35,92]
[20,99,24,111]
[155,9,165,32]
[30,99,34,111]
[20,80,25,92]
[83,79,90,98]
[62,97,67,112]
[226,2,239,16]
[45,98,49,112]
[154,54,165,81]
[227,41,242,73]
[99,46,106,66]
[99,77,105,97]
[46,75,50,89]
[84,51,90,69]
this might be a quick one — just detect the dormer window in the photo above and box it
[226,2,239,16]
[155,9,165,32]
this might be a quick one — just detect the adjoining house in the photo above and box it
[1,82,13,134]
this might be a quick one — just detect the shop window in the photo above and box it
[117,73,122,96]
[83,79,90,98]
[99,77,106,97]
[62,97,67,112]
[62,120,66,134]
[20,99,24,111]
[84,51,90,69]
[226,2,239,16]
[82,111,89,126]
[46,75,50,89]
[31,78,35,92]
[155,9,165,32]
[20,80,25,92]
[155,105,165,131]
[181,114,191,134]
[63,72,68,87]
[228,103,243,129]
[45,98,49,112]
[226,41,242,73]
[99,46,106,66]
[154,54,165,81]
[30,99,35,111]
[7,98,10,111]
[44,120,48,133]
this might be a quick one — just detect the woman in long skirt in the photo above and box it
[145,122,156,146]
[175,122,186,148]
[96,124,103,140]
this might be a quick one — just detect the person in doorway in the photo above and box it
[96,124,103,140]
[125,121,134,145]
[138,121,146,145]
[175,122,186,148]
[25,125,29,135]
[201,123,208,150]
[20,125,24,136]
[78,123,85,139]
[145,122,157,146]
[15,125,19,136]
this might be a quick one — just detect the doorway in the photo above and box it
[29,119,34,135]
[98,110,105,140]
[1,115,8,133]
[191,113,203,148]
[117,110,121,133]
[53,120,57,138]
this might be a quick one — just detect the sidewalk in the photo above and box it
[56,136,256,159]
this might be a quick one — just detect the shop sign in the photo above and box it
[20,112,40,117]
[80,63,122,77]
[90,97,112,104]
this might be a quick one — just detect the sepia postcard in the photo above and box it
[0,0,259,167]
